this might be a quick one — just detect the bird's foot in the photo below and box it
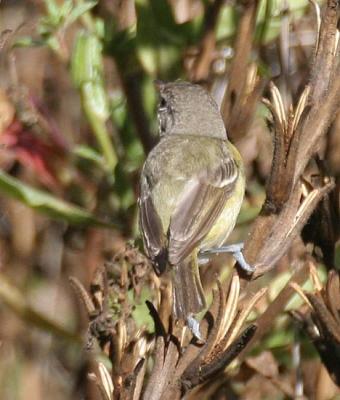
[199,242,255,274]
[186,315,204,342]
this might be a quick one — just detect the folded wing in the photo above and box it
[168,155,238,265]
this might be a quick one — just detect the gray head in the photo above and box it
[156,81,227,139]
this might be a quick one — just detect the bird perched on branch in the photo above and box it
[138,81,252,338]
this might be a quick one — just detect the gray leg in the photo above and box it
[186,314,204,342]
[199,242,255,274]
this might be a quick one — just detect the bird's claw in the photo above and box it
[186,315,204,342]
[199,242,255,274]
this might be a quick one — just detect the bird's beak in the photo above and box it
[154,79,166,91]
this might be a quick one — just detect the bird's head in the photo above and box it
[155,81,227,140]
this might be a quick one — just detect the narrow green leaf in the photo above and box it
[71,32,117,171]
[73,145,104,166]
[64,1,97,28]
[82,82,109,120]
[58,0,73,21]
[43,0,59,18]
[71,31,103,87]
[0,171,113,227]
[13,37,45,48]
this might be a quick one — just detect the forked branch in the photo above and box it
[241,0,340,278]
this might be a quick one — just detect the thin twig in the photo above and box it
[190,0,225,81]
[221,0,260,138]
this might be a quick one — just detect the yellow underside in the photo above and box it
[200,166,245,251]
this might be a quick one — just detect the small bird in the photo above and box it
[138,81,251,337]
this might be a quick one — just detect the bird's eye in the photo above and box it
[159,97,167,111]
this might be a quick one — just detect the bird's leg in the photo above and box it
[199,242,255,274]
[186,314,204,342]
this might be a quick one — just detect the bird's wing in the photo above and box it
[138,176,167,275]
[168,154,238,265]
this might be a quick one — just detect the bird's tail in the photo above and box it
[172,256,206,320]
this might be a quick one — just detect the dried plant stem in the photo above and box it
[239,0,340,279]
[238,261,310,362]
[295,74,340,183]
[309,0,339,104]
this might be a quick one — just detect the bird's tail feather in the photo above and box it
[172,257,206,320]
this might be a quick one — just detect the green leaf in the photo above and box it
[64,1,97,28]
[71,31,104,87]
[136,0,179,44]
[134,0,191,76]
[216,5,237,41]
[13,37,45,48]
[264,326,295,348]
[335,243,340,268]
[0,171,113,227]
[128,287,154,331]
[71,32,117,171]
[43,0,59,19]
[237,205,261,225]
[82,82,109,120]
[73,145,105,167]
[57,0,73,23]
[255,0,309,44]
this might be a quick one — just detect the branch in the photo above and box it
[118,72,156,154]
[190,0,225,82]
[309,0,340,104]
[104,1,155,154]
[238,261,310,361]
[240,0,340,278]
[295,73,340,183]
[221,0,262,140]
[142,276,262,400]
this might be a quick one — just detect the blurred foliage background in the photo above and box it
[0,0,339,399]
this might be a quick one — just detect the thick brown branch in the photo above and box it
[309,0,340,104]
[240,0,340,280]
[295,74,340,183]
[182,324,257,392]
